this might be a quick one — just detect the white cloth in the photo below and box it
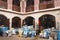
[12,30,16,35]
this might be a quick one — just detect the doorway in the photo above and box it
[0,15,9,27]
[12,17,21,28]
[39,14,56,31]
[24,17,35,28]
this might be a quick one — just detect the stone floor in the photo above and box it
[0,37,48,40]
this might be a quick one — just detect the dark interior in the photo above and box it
[26,0,34,6]
[26,0,34,12]
[24,17,34,26]
[0,15,9,27]
[12,17,21,28]
[40,0,52,3]
[39,14,56,29]
[13,0,20,6]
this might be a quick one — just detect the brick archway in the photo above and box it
[12,17,21,28]
[0,14,9,27]
[38,14,56,32]
[23,16,35,28]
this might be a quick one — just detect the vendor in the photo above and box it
[1,25,4,27]
[40,26,43,33]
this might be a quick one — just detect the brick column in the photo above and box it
[20,0,26,13]
[54,0,60,7]
[7,0,12,10]
[34,0,39,11]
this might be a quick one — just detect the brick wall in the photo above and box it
[39,2,47,10]
[39,1,54,10]
[26,5,34,12]
[0,0,20,12]
[12,5,20,12]
[0,0,7,9]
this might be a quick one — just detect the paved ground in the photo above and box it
[0,37,48,40]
